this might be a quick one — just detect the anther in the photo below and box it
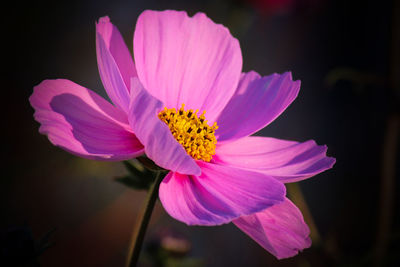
[158,104,218,162]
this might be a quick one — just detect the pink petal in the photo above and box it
[133,10,242,122]
[128,78,201,176]
[30,79,144,160]
[216,71,300,142]
[158,161,286,226]
[96,16,137,91]
[215,136,336,183]
[96,17,135,112]
[233,197,311,259]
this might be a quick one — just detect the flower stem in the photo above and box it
[126,171,164,267]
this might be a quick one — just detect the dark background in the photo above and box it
[2,0,399,266]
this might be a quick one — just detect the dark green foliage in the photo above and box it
[115,159,164,191]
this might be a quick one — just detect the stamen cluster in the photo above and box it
[158,104,218,162]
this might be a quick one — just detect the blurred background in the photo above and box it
[2,0,399,266]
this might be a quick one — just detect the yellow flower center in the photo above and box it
[158,104,218,162]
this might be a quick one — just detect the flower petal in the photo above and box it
[233,197,311,259]
[216,71,300,142]
[96,16,137,91]
[159,161,286,226]
[215,136,336,183]
[96,17,134,112]
[128,78,201,176]
[30,79,144,160]
[133,10,242,122]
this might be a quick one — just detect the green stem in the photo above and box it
[126,171,164,267]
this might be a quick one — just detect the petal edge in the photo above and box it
[128,78,201,175]
[30,79,144,160]
[133,10,242,122]
[215,136,335,183]
[159,162,286,226]
[233,197,311,259]
[216,71,300,142]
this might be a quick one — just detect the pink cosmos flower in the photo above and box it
[30,10,335,259]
